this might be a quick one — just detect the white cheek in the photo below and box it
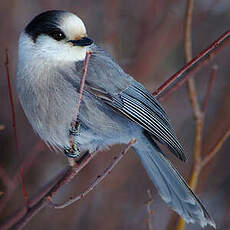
[18,32,88,67]
[35,35,88,62]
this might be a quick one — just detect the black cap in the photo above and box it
[25,10,68,42]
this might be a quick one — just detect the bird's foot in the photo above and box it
[65,120,82,158]
[64,144,81,159]
[69,121,81,136]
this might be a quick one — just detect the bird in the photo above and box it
[16,10,215,228]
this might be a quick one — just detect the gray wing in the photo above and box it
[83,44,186,161]
[89,82,186,161]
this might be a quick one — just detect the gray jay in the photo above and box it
[16,10,215,228]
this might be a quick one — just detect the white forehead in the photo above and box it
[60,13,87,38]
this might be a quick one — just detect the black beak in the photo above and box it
[68,37,93,47]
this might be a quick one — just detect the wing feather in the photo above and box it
[88,83,186,161]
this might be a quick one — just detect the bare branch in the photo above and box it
[2,152,96,230]
[69,51,92,154]
[154,30,230,100]
[202,129,230,168]
[0,142,46,215]
[145,190,154,230]
[73,51,91,131]
[3,139,136,230]
[4,49,29,208]
[202,65,218,113]
[177,1,197,229]
[47,139,136,209]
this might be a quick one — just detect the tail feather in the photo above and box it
[133,133,216,228]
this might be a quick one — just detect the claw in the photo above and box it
[69,127,78,136]
[65,120,81,158]
[64,145,81,159]
[69,121,81,136]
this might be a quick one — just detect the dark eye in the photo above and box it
[48,29,66,41]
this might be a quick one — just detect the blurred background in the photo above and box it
[0,0,230,229]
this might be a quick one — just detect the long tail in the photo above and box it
[133,132,216,228]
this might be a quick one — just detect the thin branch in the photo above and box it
[187,78,201,119]
[0,141,45,215]
[69,51,92,153]
[202,65,218,113]
[4,49,29,208]
[47,139,136,209]
[183,0,203,188]
[184,0,193,62]
[181,0,198,119]
[177,1,198,229]
[3,139,136,230]
[73,51,92,129]
[201,129,230,168]
[176,129,230,230]
[2,152,96,230]
[145,190,154,230]
[153,30,230,100]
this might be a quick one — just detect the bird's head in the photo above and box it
[19,10,93,63]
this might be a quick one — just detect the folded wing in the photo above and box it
[88,82,186,161]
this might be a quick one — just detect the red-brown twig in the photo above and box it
[69,51,92,155]
[0,141,45,215]
[202,65,218,113]
[2,153,96,230]
[153,30,230,100]
[4,49,29,208]
[75,51,92,121]
[145,190,154,230]
[47,139,136,209]
[176,0,200,229]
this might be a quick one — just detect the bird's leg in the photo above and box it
[64,144,81,158]
[69,120,81,136]
[64,120,81,158]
